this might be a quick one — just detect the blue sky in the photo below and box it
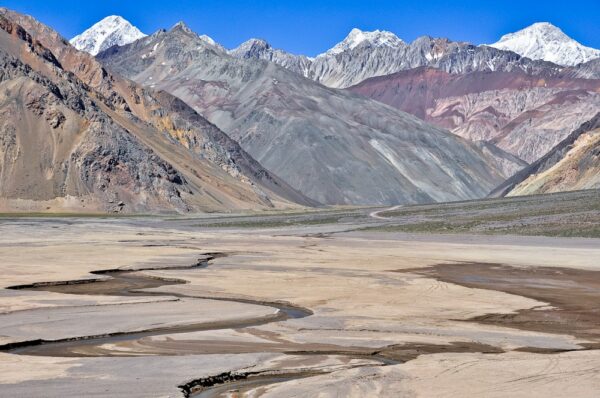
[4,0,600,56]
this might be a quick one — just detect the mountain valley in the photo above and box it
[1,5,600,398]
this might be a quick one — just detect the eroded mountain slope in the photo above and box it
[348,67,600,162]
[490,114,600,197]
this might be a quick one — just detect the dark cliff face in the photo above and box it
[0,9,315,213]
[98,26,518,206]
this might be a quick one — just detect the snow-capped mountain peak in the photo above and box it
[70,15,146,55]
[489,22,600,66]
[321,28,405,57]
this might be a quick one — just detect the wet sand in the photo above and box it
[397,262,600,345]
[190,373,321,398]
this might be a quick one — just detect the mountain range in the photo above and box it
[71,17,600,86]
[228,23,600,88]
[231,30,561,89]
[221,23,600,166]
[98,23,514,205]
[348,67,600,163]
[0,9,599,213]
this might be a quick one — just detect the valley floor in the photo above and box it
[0,190,599,397]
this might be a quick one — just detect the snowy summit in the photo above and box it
[489,22,600,66]
[70,15,146,55]
[321,28,404,57]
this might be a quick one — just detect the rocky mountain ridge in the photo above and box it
[72,17,599,89]
[230,28,564,88]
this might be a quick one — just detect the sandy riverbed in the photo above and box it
[0,215,599,397]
